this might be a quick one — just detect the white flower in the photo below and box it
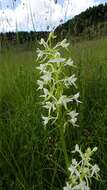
[64,59,74,67]
[36,64,47,73]
[92,147,98,152]
[41,72,52,82]
[91,164,100,177]
[48,58,66,63]
[67,110,79,119]
[67,110,79,127]
[72,159,78,166]
[72,93,81,105]
[37,80,44,90]
[73,181,90,190]
[54,39,69,49]
[75,144,80,152]
[64,146,99,190]
[42,116,50,125]
[43,88,49,97]
[36,48,44,58]
[68,165,80,177]
[58,95,73,109]
[64,75,77,88]
[63,182,72,190]
[40,88,49,98]
[43,101,56,113]
[60,39,69,48]
[42,115,57,126]
[72,145,84,160]
[58,93,80,110]
[72,145,83,159]
[69,118,78,126]
[39,38,48,48]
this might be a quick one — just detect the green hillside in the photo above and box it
[56,3,107,40]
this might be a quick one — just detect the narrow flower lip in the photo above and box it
[48,58,66,63]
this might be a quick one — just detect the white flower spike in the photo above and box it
[64,145,100,190]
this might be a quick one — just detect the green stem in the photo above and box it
[55,65,69,170]
[59,124,69,169]
[57,106,69,169]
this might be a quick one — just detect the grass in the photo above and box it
[0,37,107,189]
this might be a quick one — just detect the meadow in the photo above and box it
[0,37,107,189]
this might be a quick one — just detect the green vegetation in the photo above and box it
[56,3,107,40]
[0,37,107,189]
